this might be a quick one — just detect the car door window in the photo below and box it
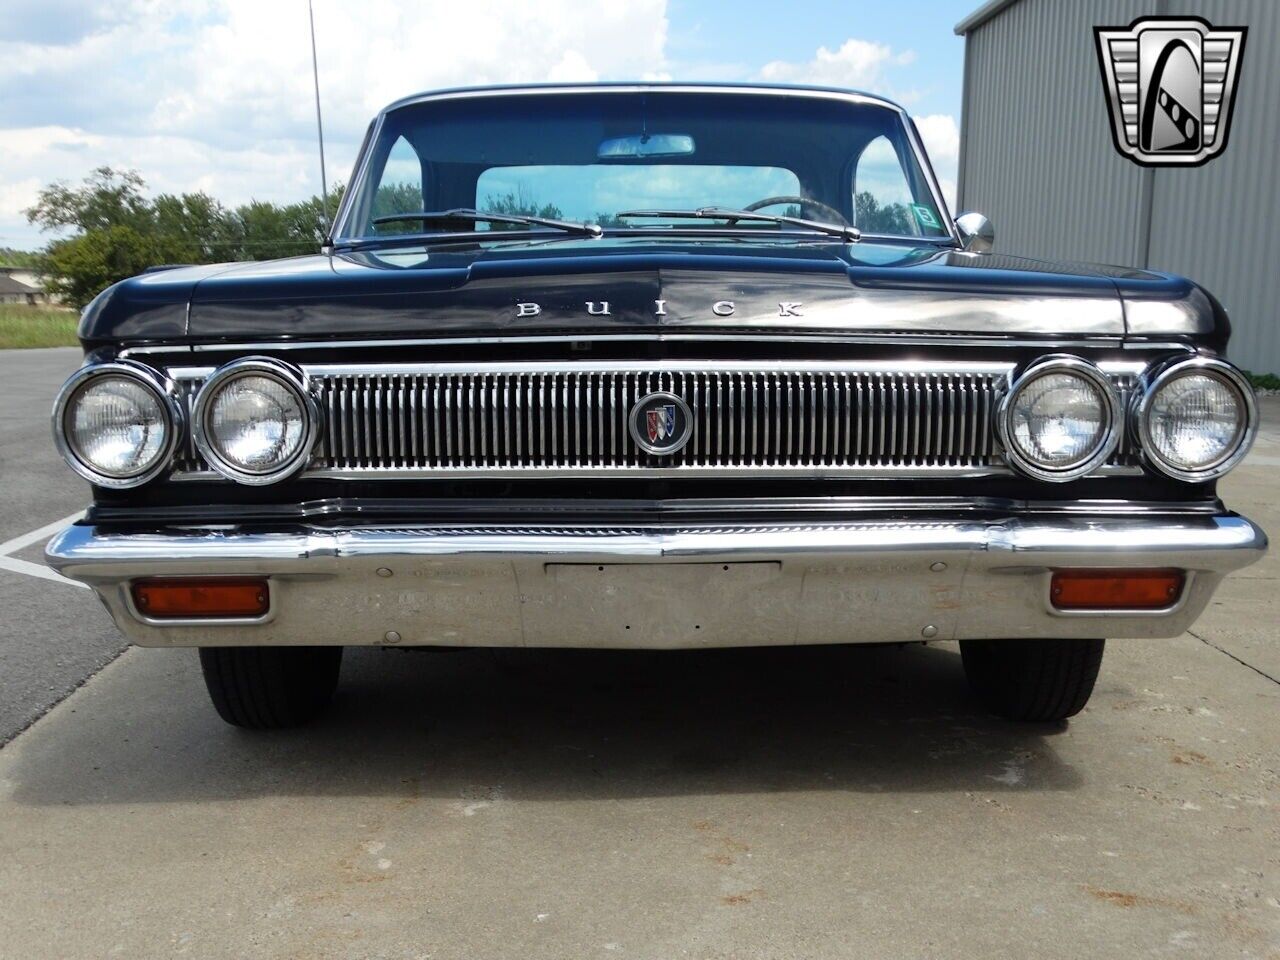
[853,135,940,237]
[370,136,424,230]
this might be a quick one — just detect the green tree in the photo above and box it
[40,225,159,308]
[152,192,237,263]
[25,167,343,307]
[26,167,153,234]
[480,185,564,220]
[232,187,344,255]
[283,185,344,248]
[231,200,309,259]
[370,181,421,226]
[0,247,41,268]
[854,191,913,235]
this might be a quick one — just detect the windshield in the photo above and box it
[337,89,951,242]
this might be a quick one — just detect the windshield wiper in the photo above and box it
[372,208,602,237]
[615,207,860,242]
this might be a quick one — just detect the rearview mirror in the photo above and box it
[955,211,994,253]
[597,134,695,159]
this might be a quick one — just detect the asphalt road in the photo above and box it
[0,346,1276,958]
[0,347,124,744]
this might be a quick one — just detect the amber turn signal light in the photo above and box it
[132,579,270,619]
[1050,569,1184,611]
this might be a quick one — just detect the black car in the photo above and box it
[47,84,1266,728]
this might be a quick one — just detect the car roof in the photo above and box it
[376,82,906,118]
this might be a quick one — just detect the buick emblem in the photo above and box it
[629,392,693,456]
[1095,16,1247,167]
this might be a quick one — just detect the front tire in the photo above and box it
[198,646,342,729]
[960,638,1104,721]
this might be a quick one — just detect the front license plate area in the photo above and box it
[523,561,791,647]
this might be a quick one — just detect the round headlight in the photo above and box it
[52,362,179,488]
[1136,358,1255,481]
[998,357,1120,482]
[193,358,317,484]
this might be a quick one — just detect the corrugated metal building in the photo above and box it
[955,0,1279,373]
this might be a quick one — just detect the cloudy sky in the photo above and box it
[0,0,967,250]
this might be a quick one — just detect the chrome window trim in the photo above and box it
[51,360,183,489]
[996,355,1123,483]
[1133,357,1258,482]
[190,357,322,486]
[378,83,904,118]
[332,84,959,246]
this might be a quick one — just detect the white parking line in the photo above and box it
[0,511,89,589]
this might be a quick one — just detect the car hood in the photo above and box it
[80,237,1216,344]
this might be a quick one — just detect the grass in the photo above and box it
[1245,370,1280,392]
[0,304,80,349]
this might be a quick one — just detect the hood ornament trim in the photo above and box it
[512,300,806,320]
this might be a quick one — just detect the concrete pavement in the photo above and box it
[0,351,1275,959]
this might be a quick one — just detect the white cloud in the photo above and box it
[0,11,966,248]
[937,178,958,211]
[912,113,960,209]
[546,51,600,84]
[755,38,959,210]
[0,0,670,247]
[913,113,960,166]
[759,38,915,92]
[0,177,43,224]
[0,124,319,228]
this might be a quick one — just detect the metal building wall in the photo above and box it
[958,0,1149,266]
[959,0,1280,371]
[1145,0,1279,370]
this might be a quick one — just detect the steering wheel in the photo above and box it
[742,195,850,225]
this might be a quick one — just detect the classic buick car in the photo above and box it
[47,84,1266,728]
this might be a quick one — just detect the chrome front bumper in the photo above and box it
[46,513,1266,649]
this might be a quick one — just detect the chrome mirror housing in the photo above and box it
[955,212,994,253]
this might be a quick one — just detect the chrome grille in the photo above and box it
[169,361,1143,478]
[1110,373,1141,467]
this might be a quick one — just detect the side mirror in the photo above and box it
[955,212,994,253]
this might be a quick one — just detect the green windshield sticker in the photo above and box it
[911,204,940,229]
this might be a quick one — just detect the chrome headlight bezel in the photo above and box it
[1134,357,1256,483]
[191,357,320,485]
[996,356,1122,483]
[52,360,182,489]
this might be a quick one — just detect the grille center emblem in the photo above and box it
[629,392,693,456]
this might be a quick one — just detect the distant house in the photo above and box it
[0,265,51,305]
